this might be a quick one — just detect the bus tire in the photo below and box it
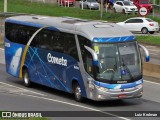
[73,83,83,102]
[23,69,31,87]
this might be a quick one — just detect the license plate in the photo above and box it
[118,94,127,98]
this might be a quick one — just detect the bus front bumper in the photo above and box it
[90,84,143,101]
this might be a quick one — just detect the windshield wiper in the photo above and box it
[121,58,134,81]
[110,63,117,82]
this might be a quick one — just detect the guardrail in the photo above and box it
[0,12,29,17]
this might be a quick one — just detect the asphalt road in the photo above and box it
[0,63,160,120]
[0,49,160,120]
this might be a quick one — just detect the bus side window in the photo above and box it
[78,35,93,76]
[31,29,49,49]
[50,31,63,53]
[5,23,17,43]
[64,33,79,61]
[31,32,40,47]
[5,22,38,45]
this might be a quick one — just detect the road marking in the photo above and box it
[146,45,159,48]
[0,82,46,96]
[148,49,160,52]
[149,53,159,56]
[144,80,160,85]
[0,48,4,51]
[19,93,130,120]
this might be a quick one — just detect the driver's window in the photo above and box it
[78,35,94,76]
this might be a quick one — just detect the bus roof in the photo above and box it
[6,15,135,42]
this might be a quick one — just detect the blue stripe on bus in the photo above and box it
[93,36,135,43]
[94,79,143,89]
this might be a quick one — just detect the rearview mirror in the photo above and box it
[84,46,98,66]
[139,44,150,62]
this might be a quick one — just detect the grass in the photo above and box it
[0,0,160,46]
[136,35,160,46]
[0,34,4,48]
[0,0,159,23]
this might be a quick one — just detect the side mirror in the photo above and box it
[84,46,98,66]
[139,44,150,62]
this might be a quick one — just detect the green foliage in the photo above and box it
[137,35,160,45]
[0,0,159,23]
[0,0,159,45]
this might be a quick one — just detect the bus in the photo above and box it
[4,15,149,101]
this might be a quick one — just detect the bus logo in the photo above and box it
[47,53,67,66]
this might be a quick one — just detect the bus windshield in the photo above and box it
[92,41,142,83]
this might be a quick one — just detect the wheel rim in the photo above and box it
[75,86,81,100]
[24,73,29,85]
[142,28,148,34]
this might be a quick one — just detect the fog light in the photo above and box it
[98,95,102,99]
[96,85,109,92]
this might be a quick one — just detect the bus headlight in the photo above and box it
[87,77,95,89]
[96,85,109,92]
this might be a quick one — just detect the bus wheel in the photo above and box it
[74,83,83,102]
[23,69,31,87]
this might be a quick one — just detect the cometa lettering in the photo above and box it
[47,53,67,66]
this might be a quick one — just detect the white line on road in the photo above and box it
[144,80,160,85]
[19,93,131,120]
[149,53,159,56]
[0,48,4,50]
[148,49,160,52]
[0,81,46,96]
